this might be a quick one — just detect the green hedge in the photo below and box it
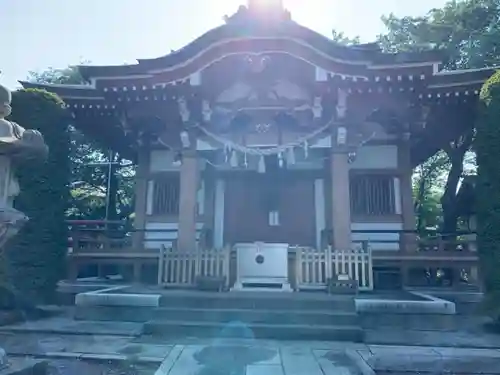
[476,70,500,314]
[6,89,70,302]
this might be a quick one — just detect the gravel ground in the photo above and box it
[46,359,158,375]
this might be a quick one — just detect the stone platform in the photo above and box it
[68,284,476,343]
[74,287,364,342]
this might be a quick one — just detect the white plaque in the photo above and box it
[232,242,292,291]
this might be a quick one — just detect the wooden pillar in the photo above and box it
[177,151,198,251]
[202,164,216,248]
[331,151,351,250]
[68,261,78,281]
[398,141,417,251]
[470,265,482,290]
[401,264,410,288]
[132,262,142,283]
[132,146,150,249]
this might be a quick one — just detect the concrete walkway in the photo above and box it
[2,316,500,374]
[2,331,500,374]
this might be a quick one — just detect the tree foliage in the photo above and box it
[6,89,70,302]
[27,66,84,85]
[27,67,135,222]
[0,66,134,300]
[476,70,500,313]
[67,148,135,221]
[379,0,500,69]
[379,0,499,233]
[331,30,360,45]
[412,151,450,231]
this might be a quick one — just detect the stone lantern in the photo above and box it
[0,83,48,369]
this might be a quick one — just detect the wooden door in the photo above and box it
[224,173,315,246]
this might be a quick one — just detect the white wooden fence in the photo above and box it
[158,244,373,290]
[158,245,230,287]
[294,245,373,291]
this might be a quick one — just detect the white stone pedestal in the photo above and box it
[232,242,292,292]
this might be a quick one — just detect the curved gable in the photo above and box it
[78,4,444,84]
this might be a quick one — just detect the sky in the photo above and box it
[1,0,448,89]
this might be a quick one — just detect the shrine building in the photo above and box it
[22,1,496,290]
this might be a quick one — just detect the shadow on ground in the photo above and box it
[194,345,276,375]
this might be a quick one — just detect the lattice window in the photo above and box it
[350,174,396,215]
[152,174,180,215]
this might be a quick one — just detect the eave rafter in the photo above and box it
[92,61,439,91]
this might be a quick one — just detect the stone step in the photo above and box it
[75,305,156,322]
[142,320,364,342]
[152,307,359,326]
[75,305,358,326]
[360,312,486,331]
[158,292,356,312]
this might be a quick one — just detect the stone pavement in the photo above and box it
[2,331,500,374]
[2,316,500,374]
[355,345,500,375]
[154,343,363,375]
[365,327,500,348]
[152,342,500,375]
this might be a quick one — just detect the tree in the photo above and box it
[331,30,360,45]
[412,151,449,231]
[379,0,500,69]
[67,149,135,221]
[440,130,475,234]
[27,66,135,222]
[7,89,70,302]
[379,0,500,233]
[27,66,84,85]
[476,70,500,315]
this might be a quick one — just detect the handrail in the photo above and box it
[66,221,478,256]
[66,220,478,236]
[68,221,212,254]
[67,220,125,225]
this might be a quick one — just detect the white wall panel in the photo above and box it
[351,222,402,251]
[350,145,398,169]
[144,222,203,249]
[150,150,206,172]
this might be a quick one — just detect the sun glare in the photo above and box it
[248,0,283,9]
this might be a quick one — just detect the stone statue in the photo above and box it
[0,83,48,370]
[0,83,48,253]
[0,85,48,158]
